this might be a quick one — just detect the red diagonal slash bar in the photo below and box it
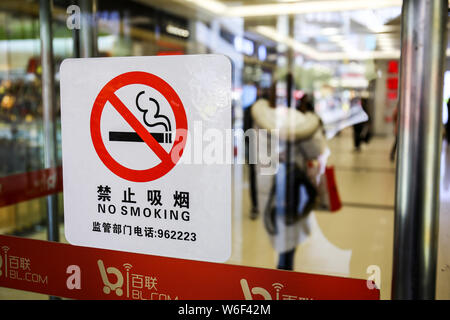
[107,92,171,164]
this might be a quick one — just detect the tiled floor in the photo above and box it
[1,128,449,300]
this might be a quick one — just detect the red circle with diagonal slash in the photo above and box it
[90,71,188,182]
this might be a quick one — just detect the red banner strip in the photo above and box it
[0,235,379,300]
[0,167,63,207]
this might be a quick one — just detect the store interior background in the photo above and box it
[0,0,449,300]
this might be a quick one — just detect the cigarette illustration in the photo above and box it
[109,91,172,143]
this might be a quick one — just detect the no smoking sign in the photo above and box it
[90,71,188,182]
[60,55,231,262]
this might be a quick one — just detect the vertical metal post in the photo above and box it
[39,0,59,244]
[73,25,81,58]
[274,15,298,270]
[79,0,97,57]
[286,15,295,109]
[285,15,295,226]
[392,0,447,299]
[71,0,81,58]
[92,0,98,56]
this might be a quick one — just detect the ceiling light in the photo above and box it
[227,0,403,17]
[253,26,402,61]
[377,34,398,39]
[183,0,402,18]
[377,38,398,43]
[255,26,319,58]
[183,0,227,15]
[375,25,400,33]
[321,28,340,36]
[329,35,345,41]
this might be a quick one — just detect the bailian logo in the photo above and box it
[97,259,177,300]
[0,245,48,285]
[240,278,313,300]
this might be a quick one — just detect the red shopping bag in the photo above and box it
[317,166,342,212]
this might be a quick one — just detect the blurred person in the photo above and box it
[361,97,372,144]
[352,98,370,152]
[244,85,270,220]
[296,94,327,136]
[296,93,315,114]
[446,99,450,143]
[390,104,399,162]
[251,82,328,271]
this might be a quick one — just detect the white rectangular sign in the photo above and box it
[60,54,232,262]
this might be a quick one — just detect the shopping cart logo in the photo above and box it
[90,71,188,182]
[97,259,125,296]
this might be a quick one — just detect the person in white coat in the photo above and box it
[250,88,328,270]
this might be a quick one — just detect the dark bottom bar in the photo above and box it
[109,131,171,143]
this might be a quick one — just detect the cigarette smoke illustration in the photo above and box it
[136,91,172,132]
